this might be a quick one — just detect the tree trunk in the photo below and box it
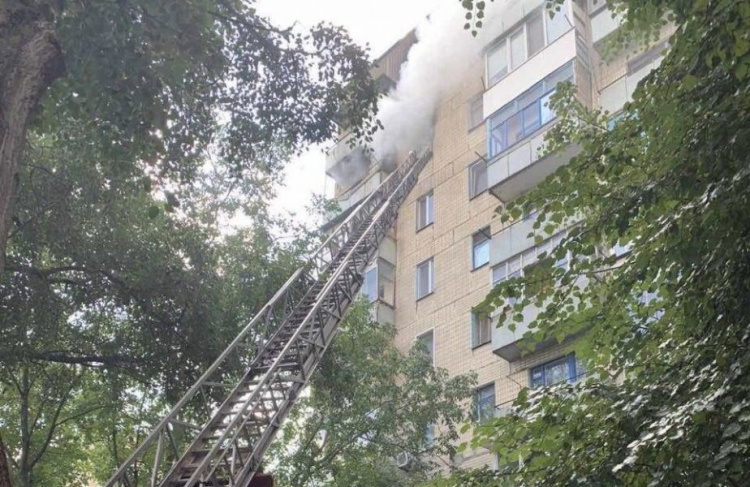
[0,435,12,487]
[0,2,64,274]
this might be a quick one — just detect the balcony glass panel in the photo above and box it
[486,62,573,158]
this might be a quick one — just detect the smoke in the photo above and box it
[372,0,516,165]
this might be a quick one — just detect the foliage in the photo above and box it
[443,0,750,485]
[0,128,313,485]
[19,0,379,196]
[268,300,476,487]
[0,1,381,484]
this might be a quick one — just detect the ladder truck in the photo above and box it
[104,149,432,487]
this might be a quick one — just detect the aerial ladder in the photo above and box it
[105,149,432,487]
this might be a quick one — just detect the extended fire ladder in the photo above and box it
[105,149,432,487]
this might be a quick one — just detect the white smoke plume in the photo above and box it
[372,0,516,163]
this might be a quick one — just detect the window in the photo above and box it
[471,312,492,348]
[472,227,491,269]
[487,63,574,158]
[527,14,545,57]
[491,229,567,285]
[377,260,396,306]
[529,354,585,388]
[546,9,570,43]
[416,329,435,365]
[424,423,436,447]
[486,8,572,86]
[416,192,434,230]
[416,258,435,299]
[362,266,378,302]
[468,159,488,198]
[607,112,626,130]
[474,384,496,423]
[487,43,509,85]
[362,260,396,305]
[469,95,484,129]
[509,29,526,70]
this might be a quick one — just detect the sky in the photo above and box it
[255,0,443,225]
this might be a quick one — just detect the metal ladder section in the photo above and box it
[105,149,432,487]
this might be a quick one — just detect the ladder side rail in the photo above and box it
[103,265,311,487]
[186,151,431,486]
[233,151,430,486]
[105,151,425,487]
[312,152,417,273]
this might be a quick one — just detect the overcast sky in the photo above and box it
[255,0,443,226]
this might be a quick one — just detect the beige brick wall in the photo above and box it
[351,10,673,472]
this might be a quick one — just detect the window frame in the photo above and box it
[529,353,585,388]
[415,328,436,366]
[471,311,492,349]
[416,257,435,300]
[362,265,378,303]
[491,228,568,286]
[468,94,485,131]
[487,62,575,159]
[468,159,489,200]
[471,226,492,270]
[473,383,496,424]
[416,191,435,231]
[485,7,572,88]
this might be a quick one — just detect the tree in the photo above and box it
[438,0,750,484]
[0,124,318,485]
[268,300,476,487]
[0,0,380,274]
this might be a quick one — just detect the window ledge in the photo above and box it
[471,340,491,351]
[468,189,488,201]
[416,221,434,234]
[471,262,490,272]
[416,290,435,302]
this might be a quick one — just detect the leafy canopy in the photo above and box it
[269,300,476,487]
[439,0,750,484]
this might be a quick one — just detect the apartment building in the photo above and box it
[323,0,671,471]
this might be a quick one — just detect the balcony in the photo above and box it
[325,133,372,187]
[483,2,592,203]
[491,275,588,361]
[489,221,585,360]
[361,246,397,325]
[489,213,539,267]
[492,301,549,361]
[487,133,581,203]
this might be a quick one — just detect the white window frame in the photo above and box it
[468,159,489,199]
[471,311,492,348]
[471,227,491,269]
[416,257,435,300]
[468,94,484,130]
[415,328,436,366]
[491,230,568,286]
[362,264,378,303]
[416,191,434,230]
[485,6,572,87]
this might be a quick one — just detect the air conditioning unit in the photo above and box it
[395,451,414,471]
